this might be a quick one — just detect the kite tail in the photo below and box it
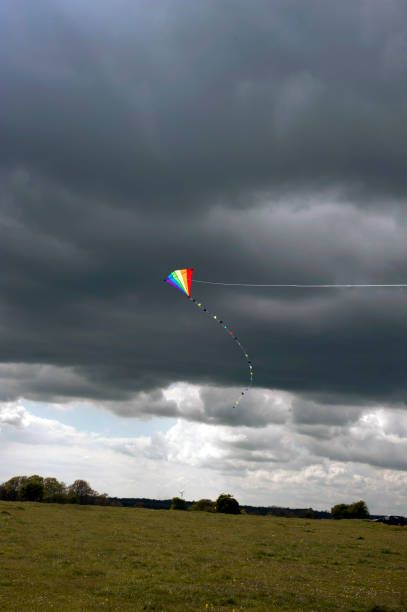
[188,295,254,408]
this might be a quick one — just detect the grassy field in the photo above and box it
[0,502,406,611]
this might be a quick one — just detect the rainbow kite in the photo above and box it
[164,268,253,408]
[164,268,407,409]
[165,268,193,297]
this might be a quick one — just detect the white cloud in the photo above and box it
[1,395,407,514]
[0,400,29,428]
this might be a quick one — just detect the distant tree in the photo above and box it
[1,476,28,501]
[171,496,187,510]
[216,493,240,515]
[348,500,369,518]
[331,500,369,519]
[43,477,67,502]
[189,499,216,512]
[68,480,97,505]
[19,480,44,502]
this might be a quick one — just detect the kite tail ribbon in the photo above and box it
[188,295,254,408]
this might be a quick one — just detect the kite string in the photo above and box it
[192,280,407,288]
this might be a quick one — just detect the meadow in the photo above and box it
[0,501,406,611]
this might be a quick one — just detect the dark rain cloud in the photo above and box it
[2,0,407,202]
[1,0,407,425]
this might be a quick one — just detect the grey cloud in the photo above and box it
[291,397,363,426]
[295,407,407,471]
[107,386,292,428]
[220,429,299,467]
[308,435,407,471]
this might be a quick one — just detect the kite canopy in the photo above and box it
[165,268,194,297]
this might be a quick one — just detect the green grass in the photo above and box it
[0,502,406,611]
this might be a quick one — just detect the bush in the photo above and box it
[331,503,349,519]
[216,493,240,515]
[300,508,315,518]
[189,499,216,512]
[171,496,187,510]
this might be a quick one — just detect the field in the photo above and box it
[0,502,406,611]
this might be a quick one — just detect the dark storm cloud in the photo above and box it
[1,0,407,423]
[2,0,407,202]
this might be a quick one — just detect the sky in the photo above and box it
[1,0,407,514]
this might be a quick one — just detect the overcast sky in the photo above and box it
[1,0,407,513]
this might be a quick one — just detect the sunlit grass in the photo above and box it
[0,501,406,611]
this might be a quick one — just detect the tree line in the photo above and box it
[171,496,371,518]
[113,497,331,517]
[0,475,372,520]
[0,474,119,506]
